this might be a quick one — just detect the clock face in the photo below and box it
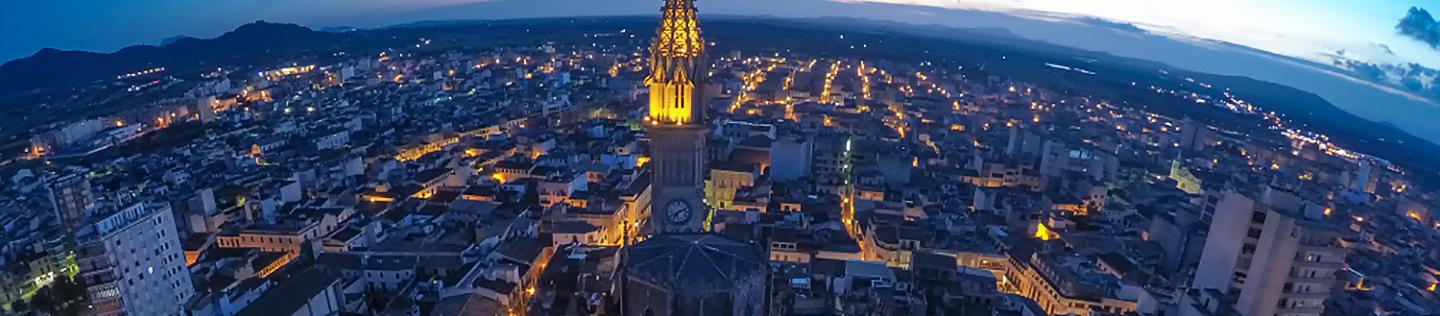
[665,200,693,224]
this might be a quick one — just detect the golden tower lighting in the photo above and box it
[646,0,706,125]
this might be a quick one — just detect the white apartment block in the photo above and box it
[77,202,194,316]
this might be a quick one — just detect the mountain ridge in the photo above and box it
[0,21,334,95]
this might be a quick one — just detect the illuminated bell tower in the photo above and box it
[647,0,708,234]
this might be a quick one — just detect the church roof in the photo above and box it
[624,234,764,288]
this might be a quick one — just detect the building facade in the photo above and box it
[76,203,194,316]
[1193,191,1346,316]
[48,173,95,230]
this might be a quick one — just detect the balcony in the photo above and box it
[1286,272,1332,283]
[1276,306,1324,315]
[1280,291,1329,300]
[1295,243,1340,252]
[1292,260,1342,269]
[83,272,120,285]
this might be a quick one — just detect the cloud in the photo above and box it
[1332,56,1440,102]
[1336,59,1387,81]
[1071,16,1145,33]
[1371,43,1395,55]
[1397,7,1440,49]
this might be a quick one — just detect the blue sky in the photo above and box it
[4,0,1440,141]
[944,0,1440,68]
[2,0,1434,68]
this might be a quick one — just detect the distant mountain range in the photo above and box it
[317,26,361,33]
[0,21,339,95]
[1,17,1436,182]
[158,35,195,47]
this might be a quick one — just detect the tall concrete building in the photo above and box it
[646,0,709,234]
[769,132,813,182]
[76,203,194,316]
[1352,160,1377,194]
[197,96,218,123]
[47,173,95,230]
[1038,140,1116,182]
[1192,191,1346,316]
[1178,117,1207,152]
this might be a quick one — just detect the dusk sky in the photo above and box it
[878,0,1440,70]
[6,0,1440,139]
[3,0,1436,68]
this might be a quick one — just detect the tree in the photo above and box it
[28,277,85,316]
[27,285,56,313]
